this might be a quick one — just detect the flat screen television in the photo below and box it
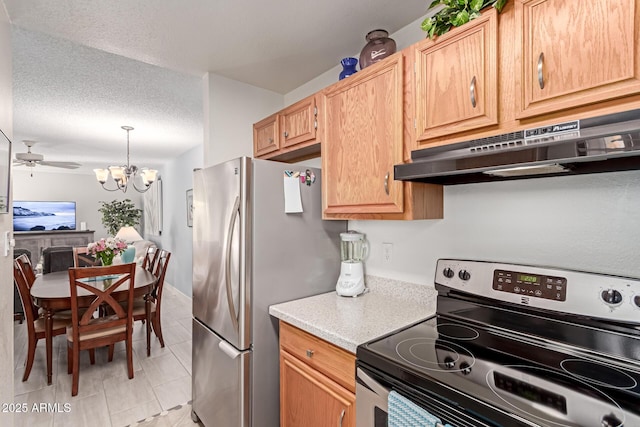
[13,201,76,232]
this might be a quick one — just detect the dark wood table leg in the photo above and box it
[45,308,53,385]
[145,295,151,357]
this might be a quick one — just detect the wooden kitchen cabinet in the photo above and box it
[321,53,443,220]
[279,321,355,427]
[515,0,640,119]
[415,7,498,143]
[253,113,278,157]
[279,95,318,148]
[253,95,320,162]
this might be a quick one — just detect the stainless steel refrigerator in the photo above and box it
[191,157,346,427]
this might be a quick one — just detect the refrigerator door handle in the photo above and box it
[218,339,242,360]
[225,195,241,332]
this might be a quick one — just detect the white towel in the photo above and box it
[388,390,453,427]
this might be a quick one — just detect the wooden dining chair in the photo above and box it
[15,253,36,287]
[141,246,159,272]
[67,263,136,396]
[132,249,171,355]
[13,259,71,382]
[72,246,100,267]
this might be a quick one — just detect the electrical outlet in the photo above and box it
[382,243,393,264]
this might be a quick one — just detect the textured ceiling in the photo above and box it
[5,0,430,174]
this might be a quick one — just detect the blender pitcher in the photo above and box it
[336,231,368,297]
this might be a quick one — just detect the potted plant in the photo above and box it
[98,199,142,236]
[422,0,508,39]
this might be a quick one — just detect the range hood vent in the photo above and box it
[394,109,640,185]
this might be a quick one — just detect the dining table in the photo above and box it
[30,265,157,385]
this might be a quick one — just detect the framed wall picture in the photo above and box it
[186,189,193,227]
[144,177,163,236]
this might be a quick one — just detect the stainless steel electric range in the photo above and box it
[356,259,640,427]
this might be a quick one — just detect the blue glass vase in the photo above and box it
[339,57,358,80]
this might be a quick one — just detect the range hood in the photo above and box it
[394,109,640,185]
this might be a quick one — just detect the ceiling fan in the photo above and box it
[14,140,81,176]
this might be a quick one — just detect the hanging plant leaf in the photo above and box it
[421,0,509,39]
[451,10,470,26]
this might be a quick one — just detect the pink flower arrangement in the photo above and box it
[87,237,127,266]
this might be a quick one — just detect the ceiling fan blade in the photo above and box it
[38,161,81,169]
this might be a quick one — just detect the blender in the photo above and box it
[336,231,368,297]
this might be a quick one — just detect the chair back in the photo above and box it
[67,264,136,343]
[13,259,39,323]
[73,247,100,267]
[43,246,74,274]
[15,253,36,288]
[152,250,171,301]
[141,246,159,273]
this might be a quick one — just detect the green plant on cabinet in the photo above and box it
[98,199,142,236]
[422,0,508,39]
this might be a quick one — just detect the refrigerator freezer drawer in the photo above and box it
[192,318,251,427]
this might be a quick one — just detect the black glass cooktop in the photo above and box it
[357,315,640,427]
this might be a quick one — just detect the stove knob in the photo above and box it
[459,362,472,375]
[443,357,455,369]
[458,270,471,281]
[443,267,455,278]
[634,295,640,308]
[601,413,622,427]
[601,289,623,305]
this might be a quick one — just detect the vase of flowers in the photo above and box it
[87,237,128,266]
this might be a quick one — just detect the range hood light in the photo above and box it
[483,164,569,178]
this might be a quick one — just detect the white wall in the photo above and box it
[153,145,203,296]
[204,73,283,165]
[284,16,640,285]
[0,2,13,422]
[13,169,143,240]
[352,171,640,284]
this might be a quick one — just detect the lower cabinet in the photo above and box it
[279,321,355,427]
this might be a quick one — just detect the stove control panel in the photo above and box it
[435,259,640,324]
[493,269,567,301]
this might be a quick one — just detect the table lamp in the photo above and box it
[115,226,143,264]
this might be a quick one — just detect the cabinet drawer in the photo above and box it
[279,321,355,393]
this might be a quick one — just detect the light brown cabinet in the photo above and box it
[279,95,318,148]
[279,321,355,427]
[253,95,320,162]
[415,7,498,143]
[321,53,443,220]
[515,0,640,118]
[253,113,278,157]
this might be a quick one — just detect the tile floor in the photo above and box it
[13,284,196,427]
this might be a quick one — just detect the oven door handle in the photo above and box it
[356,367,390,398]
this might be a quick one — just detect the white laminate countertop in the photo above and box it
[269,275,437,354]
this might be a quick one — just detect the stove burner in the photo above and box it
[486,365,625,427]
[560,358,638,390]
[396,337,475,373]
[437,323,480,340]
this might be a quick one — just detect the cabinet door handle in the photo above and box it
[268,137,273,143]
[469,76,477,108]
[338,409,345,427]
[283,131,289,138]
[537,52,545,89]
[306,349,314,358]
[384,172,390,195]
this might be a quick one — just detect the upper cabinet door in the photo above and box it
[415,8,498,143]
[322,53,404,215]
[253,113,279,157]
[279,95,318,148]
[516,0,640,118]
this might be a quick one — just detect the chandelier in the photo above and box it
[93,126,158,193]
